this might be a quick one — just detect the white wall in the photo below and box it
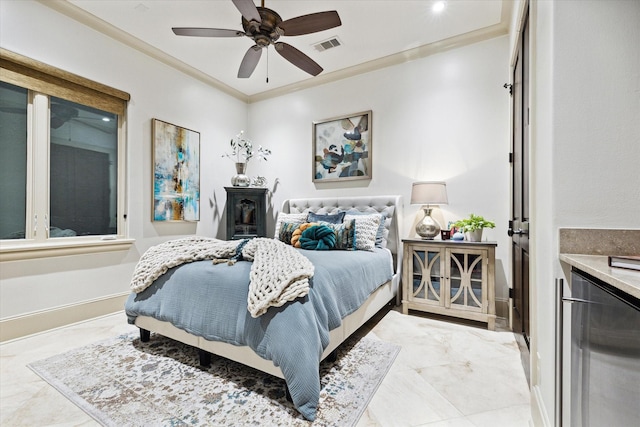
[530,0,640,424]
[0,0,247,319]
[248,35,511,301]
[552,1,640,226]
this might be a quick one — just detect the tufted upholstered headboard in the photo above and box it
[282,195,403,279]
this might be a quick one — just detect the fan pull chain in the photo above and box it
[266,47,269,83]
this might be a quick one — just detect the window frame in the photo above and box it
[0,49,133,261]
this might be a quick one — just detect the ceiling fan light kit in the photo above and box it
[172,0,341,79]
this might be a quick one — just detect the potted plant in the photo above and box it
[453,213,495,242]
[223,131,271,186]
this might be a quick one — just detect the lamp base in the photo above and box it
[415,207,441,239]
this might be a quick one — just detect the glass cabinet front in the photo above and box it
[233,198,258,236]
[448,251,485,311]
[410,248,444,306]
[225,187,267,240]
[406,244,487,312]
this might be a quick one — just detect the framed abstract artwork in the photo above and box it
[312,110,372,183]
[152,118,200,221]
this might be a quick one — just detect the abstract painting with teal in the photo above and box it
[153,120,200,221]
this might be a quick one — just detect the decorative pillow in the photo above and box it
[299,225,336,250]
[344,214,380,252]
[342,210,388,248]
[274,212,307,240]
[331,219,357,251]
[293,221,356,250]
[291,222,319,248]
[306,211,346,224]
[278,221,302,245]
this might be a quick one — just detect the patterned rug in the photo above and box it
[28,331,400,426]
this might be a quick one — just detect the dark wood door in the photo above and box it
[510,8,531,379]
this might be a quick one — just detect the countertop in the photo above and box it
[560,254,640,299]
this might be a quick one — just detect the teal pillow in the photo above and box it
[299,225,336,250]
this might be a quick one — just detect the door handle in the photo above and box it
[508,228,527,236]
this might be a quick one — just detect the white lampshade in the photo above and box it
[410,181,448,206]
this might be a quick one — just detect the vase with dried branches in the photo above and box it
[223,131,271,187]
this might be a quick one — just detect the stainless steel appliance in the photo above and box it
[559,269,640,426]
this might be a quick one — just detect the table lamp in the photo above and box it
[410,181,448,239]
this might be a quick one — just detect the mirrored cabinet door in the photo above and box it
[448,250,487,312]
[410,247,444,306]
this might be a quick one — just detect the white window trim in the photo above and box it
[0,238,136,262]
[0,49,133,259]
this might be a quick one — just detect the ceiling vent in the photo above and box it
[313,37,342,52]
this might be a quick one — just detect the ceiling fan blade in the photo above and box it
[238,45,263,78]
[232,0,261,23]
[274,42,323,76]
[279,11,341,36]
[172,27,244,37]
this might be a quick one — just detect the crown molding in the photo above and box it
[38,0,511,105]
[248,22,509,104]
[38,0,249,103]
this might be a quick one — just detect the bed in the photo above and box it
[125,194,403,421]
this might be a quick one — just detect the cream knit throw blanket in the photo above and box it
[130,236,314,318]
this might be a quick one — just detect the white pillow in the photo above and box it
[274,212,307,240]
[342,209,389,248]
[344,214,380,252]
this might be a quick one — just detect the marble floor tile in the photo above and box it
[464,404,532,427]
[1,308,531,426]
[414,417,477,427]
[364,368,463,426]
[417,355,530,417]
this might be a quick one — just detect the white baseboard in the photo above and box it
[0,292,129,343]
[531,384,551,426]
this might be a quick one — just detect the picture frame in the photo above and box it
[313,110,372,183]
[152,118,200,222]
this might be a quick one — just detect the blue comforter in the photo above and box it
[125,247,393,420]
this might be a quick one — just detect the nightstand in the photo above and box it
[401,238,497,330]
[225,187,268,240]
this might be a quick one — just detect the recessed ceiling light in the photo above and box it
[432,1,446,13]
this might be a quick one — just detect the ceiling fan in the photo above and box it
[172,0,341,78]
[49,102,116,133]
[0,101,113,132]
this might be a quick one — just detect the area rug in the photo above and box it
[28,331,400,426]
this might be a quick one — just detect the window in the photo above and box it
[0,49,132,259]
[0,82,27,239]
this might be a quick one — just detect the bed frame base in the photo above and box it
[134,277,396,380]
[198,348,212,367]
[140,328,150,343]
